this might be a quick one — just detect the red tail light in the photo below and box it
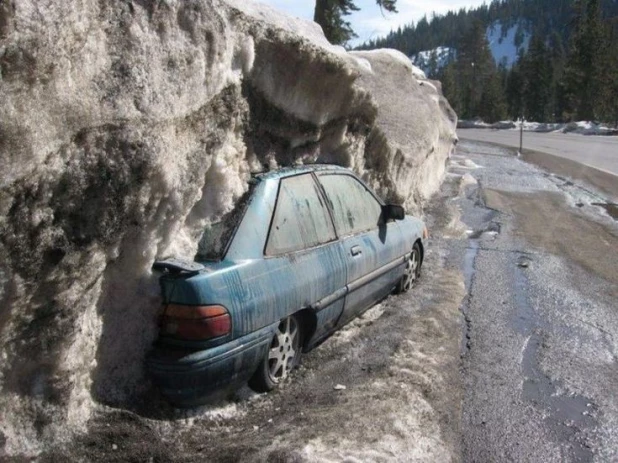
[160,304,231,340]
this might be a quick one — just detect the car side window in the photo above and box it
[318,174,383,236]
[265,174,337,255]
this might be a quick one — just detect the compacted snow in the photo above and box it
[0,0,457,457]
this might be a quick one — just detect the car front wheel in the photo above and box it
[396,242,422,294]
[249,314,302,392]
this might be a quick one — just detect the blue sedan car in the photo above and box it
[147,165,427,406]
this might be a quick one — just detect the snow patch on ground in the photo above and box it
[298,399,451,462]
[449,158,483,170]
[458,172,479,198]
[328,304,385,347]
[459,119,618,136]
[461,173,478,187]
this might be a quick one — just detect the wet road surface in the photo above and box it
[452,141,618,462]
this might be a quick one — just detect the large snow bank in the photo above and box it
[0,0,457,456]
[351,50,458,203]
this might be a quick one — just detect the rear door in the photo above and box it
[262,173,348,342]
[317,173,406,324]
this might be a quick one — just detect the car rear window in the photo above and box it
[195,184,255,261]
[265,174,336,255]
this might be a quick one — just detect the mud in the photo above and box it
[482,189,618,292]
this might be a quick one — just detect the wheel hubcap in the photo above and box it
[268,317,299,382]
[402,250,419,291]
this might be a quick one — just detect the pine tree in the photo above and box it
[523,34,552,121]
[548,31,567,121]
[314,0,359,45]
[561,0,607,121]
[597,17,618,125]
[559,0,585,120]
[314,0,397,45]
[577,0,605,120]
[439,62,461,115]
[427,50,439,78]
[455,20,504,120]
[479,72,507,122]
[506,52,526,119]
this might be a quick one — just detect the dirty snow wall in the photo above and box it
[0,0,456,455]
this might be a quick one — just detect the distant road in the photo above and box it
[458,129,618,176]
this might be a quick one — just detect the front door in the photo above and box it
[316,173,406,325]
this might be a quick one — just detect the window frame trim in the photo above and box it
[263,172,340,258]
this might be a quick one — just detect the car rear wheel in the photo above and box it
[396,242,421,294]
[249,315,302,392]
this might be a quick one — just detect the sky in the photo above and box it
[259,0,489,47]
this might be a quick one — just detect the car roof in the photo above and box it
[252,164,351,181]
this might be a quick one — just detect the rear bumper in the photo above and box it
[147,323,277,407]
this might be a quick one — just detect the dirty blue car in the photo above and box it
[147,165,427,406]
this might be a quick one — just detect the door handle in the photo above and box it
[351,245,362,256]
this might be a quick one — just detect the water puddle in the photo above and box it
[461,221,501,355]
[512,259,597,462]
[591,202,618,221]
[463,239,479,291]
[459,239,479,354]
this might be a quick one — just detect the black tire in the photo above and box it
[395,242,422,294]
[249,314,302,393]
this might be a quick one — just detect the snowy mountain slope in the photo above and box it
[411,47,455,74]
[486,21,530,68]
[411,21,530,74]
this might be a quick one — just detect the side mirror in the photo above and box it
[382,204,405,221]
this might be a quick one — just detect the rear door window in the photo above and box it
[265,174,336,255]
[318,174,383,236]
[196,183,255,261]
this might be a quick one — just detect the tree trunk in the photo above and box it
[314,0,327,27]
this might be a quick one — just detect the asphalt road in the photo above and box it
[452,141,618,462]
[40,140,618,462]
[458,128,618,176]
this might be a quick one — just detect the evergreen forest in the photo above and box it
[357,0,618,124]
